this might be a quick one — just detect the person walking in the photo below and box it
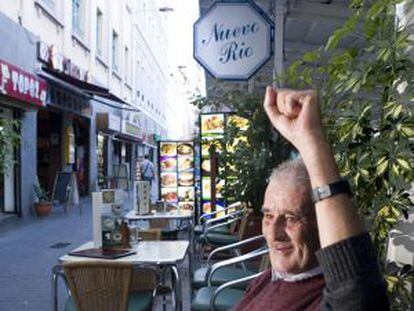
[140,154,155,186]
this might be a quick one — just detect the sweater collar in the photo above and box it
[271,266,323,283]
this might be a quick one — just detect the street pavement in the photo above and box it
[0,195,191,311]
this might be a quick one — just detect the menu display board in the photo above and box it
[200,113,249,216]
[92,190,125,248]
[200,113,225,216]
[158,141,195,210]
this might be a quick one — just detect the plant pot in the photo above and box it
[34,202,52,216]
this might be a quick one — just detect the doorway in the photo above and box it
[0,107,16,213]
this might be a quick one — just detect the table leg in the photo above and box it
[51,265,61,311]
[170,265,181,311]
[189,218,194,276]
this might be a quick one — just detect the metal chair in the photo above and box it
[194,202,246,236]
[197,208,253,255]
[191,248,269,311]
[192,235,267,290]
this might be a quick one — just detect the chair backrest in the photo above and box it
[130,229,161,292]
[150,219,169,229]
[259,253,271,271]
[237,208,253,240]
[138,228,162,241]
[63,261,133,311]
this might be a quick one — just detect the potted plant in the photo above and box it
[33,178,52,216]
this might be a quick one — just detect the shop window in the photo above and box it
[97,134,107,188]
[124,46,130,83]
[40,0,56,11]
[72,0,84,38]
[112,30,119,72]
[96,8,103,56]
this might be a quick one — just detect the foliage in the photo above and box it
[33,176,50,203]
[192,89,292,212]
[0,119,20,175]
[282,0,414,308]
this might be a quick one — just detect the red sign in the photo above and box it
[0,59,47,107]
[38,41,90,82]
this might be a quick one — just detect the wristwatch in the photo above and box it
[312,179,351,203]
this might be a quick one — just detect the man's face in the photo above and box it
[262,176,320,275]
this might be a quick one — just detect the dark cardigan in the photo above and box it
[233,233,389,311]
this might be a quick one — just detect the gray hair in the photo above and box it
[269,158,310,186]
[269,158,315,218]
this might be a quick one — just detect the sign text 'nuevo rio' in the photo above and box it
[193,1,274,80]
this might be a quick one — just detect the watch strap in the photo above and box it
[312,179,351,203]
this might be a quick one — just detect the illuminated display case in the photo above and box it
[200,113,249,217]
[158,141,195,211]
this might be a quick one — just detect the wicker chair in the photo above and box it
[63,261,152,311]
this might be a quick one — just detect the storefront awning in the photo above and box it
[115,132,142,143]
[39,68,128,103]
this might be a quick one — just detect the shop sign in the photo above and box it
[153,134,161,142]
[142,132,155,145]
[121,110,142,139]
[193,1,274,80]
[96,113,121,133]
[38,41,90,82]
[0,59,47,106]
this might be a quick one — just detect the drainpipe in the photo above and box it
[273,0,288,89]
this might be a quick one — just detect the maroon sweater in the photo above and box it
[233,269,325,311]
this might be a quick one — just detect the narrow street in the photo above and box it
[0,197,190,311]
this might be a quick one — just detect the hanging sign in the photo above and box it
[37,41,91,82]
[121,110,142,139]
[0,59,47,106]
[193,0,274,80]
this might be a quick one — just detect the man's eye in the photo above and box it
[286,215,299,223]
[264,213,273,220]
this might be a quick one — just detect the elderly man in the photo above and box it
[233,88,389,310]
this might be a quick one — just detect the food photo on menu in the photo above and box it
[227,115,249,131]
[202,177,211,200]
[160,172,177,188]
[160,142,177,156]
[179,202,195,210]
[202,201,225,214]
[160,156,177,172]
[161,188,178,202]
[177,143,194,156]
[201,114,225,134]
[177,157,194,171]
[201,158,211,175]
[178,172,194,187]
[178,187,194,201]
[201,139,223,156]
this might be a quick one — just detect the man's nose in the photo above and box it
[270,218,289,241]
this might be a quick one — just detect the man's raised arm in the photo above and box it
[263,86,364,247]
[263,86,389,310]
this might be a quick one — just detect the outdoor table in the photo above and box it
[124,209,193,222]
[124,209,195,275]
[53,240,189,311]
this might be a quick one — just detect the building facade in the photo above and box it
[0,0,196,217]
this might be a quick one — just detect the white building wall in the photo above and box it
[0,0,203,141]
